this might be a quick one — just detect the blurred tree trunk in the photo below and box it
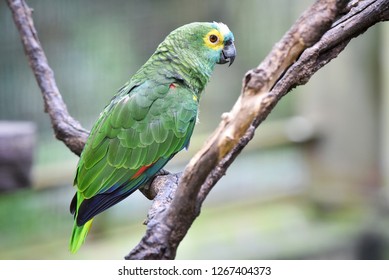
[298,26,381,206]
[381,24,389,201]
[0,121,35,192]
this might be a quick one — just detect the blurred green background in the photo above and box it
[1,0,389,259]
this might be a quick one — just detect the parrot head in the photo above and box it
[132,22,236,93]
[154,22,236,75]
[199,21,236,66]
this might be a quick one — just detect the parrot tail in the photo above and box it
[69,218,94,253]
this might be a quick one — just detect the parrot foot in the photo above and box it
[139,169,171,200]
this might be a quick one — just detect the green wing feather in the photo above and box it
[69,79,198,252]
[76,80,197,197]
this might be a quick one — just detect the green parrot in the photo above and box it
[69,22,236,253]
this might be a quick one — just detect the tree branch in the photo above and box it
[6,0,88,156]
[126,0,389,259]
[7,0,389,259]
[205,0,389,205]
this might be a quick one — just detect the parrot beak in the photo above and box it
[218,40,236,66]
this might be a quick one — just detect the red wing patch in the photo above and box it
[131,164,152,179]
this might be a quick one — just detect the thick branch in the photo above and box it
[200,0,389,209]
[127,0,389,260]
[6,0,88,156]
[126,0,355,260]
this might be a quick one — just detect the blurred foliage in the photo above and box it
[1,0,389,259]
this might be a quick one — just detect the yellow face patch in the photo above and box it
[203,29,224,51]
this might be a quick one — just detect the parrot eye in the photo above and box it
[209,34,219,44]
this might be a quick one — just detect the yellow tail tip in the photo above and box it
[69,219,94,253]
